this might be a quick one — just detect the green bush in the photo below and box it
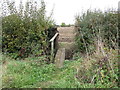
[2,0,55,59]
[61,22,66,27]
[74,9,118,88]
[75,9,118,53]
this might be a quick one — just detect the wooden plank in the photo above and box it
[50,41,54,63]
[50,33,59,42]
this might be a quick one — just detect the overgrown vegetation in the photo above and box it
[74,9,119,88]
[1,0,119,88]
[2,0,55,59]
[2,53,118,88]
[75,9,118,54]
[2,55,55,88]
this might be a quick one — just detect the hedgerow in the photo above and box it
[2,0,55,59]
[74,9,119,88]
[75,9,118,54]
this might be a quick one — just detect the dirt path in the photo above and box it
[55,26,77,67]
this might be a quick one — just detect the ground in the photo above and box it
[1,50,118,88]
[2,57,82,88]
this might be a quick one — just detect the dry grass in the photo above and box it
[75,48,118,87]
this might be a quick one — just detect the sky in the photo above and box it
[4,0,120,25]
[44,0,119,25]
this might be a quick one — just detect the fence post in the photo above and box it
[51,41,54,63]
[49,33,59,63]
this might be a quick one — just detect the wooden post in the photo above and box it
[50,33,59,63]
[51,41,54,63]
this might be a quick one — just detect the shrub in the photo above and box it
[75,9,118,54]
[2,0,55,59]
[61,22,66,27]
[74,9,118,88]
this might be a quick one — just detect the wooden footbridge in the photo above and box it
[50,26,77,68]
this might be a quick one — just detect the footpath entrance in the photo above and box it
[55,26,77,68]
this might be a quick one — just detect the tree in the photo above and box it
[61,22,66,27]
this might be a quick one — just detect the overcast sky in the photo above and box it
[6,0,120,25]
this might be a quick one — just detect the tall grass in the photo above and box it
[74,9,118,88]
